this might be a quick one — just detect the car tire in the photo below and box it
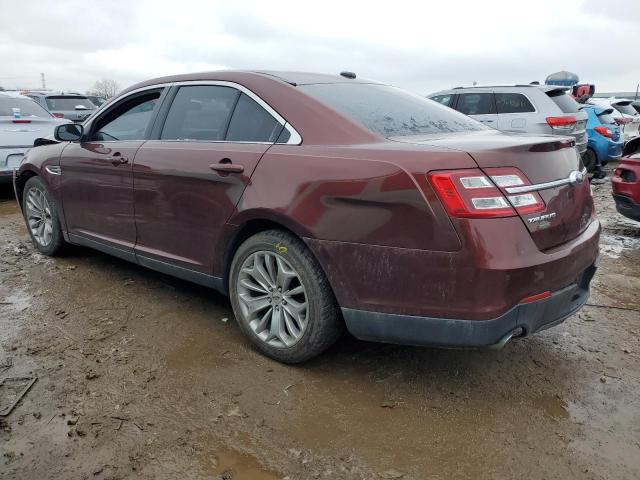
[229,229,343,363]
[582,148,597,172]
[22,176,65,256]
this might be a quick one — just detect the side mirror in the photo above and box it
[54,123,84,142]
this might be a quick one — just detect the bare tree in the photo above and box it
[89,79,119,98]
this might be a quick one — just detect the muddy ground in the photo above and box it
[0,166,639,480]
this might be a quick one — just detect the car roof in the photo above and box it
[124,70,381,93]
[431,85,569,95]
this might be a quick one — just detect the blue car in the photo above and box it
[582,105,623,171]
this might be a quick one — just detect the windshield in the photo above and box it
[299,83,487,137]
[546,90,581,113]
[613,103,638,116]
[0,96,52,117]
[45,96,96,111]
[596,111,616,125]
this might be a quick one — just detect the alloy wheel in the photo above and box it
[236,251,308,348]
[25,187,53,247]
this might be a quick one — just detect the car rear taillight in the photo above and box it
[53,113,64,118]
[428,168,545,219]
[615,117,631,125]
[594,125,613,138]
[546,115,577,133]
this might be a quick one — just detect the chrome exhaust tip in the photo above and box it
[490,327,524,350]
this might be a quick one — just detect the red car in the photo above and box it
[613,139,640,221]
[14,71,600,363]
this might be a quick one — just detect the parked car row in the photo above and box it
[429,87,640,177]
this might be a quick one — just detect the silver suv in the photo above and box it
[429,85,588,155]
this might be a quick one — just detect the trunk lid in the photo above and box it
[0,117,64,147]
[392,130,594,250]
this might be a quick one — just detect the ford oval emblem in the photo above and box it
[569,170,585,185]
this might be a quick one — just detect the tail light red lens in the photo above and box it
[615,117,631,125]
[428,168,545,219]
[594,125,613,138]
[546,116,577,128]
[53,113,64,118]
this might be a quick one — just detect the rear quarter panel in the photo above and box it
[230,143,477,252]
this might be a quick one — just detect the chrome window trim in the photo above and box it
[84,80,303,145]
[82,83,172,133]
[169,80,302,145]
[505,168,587,194]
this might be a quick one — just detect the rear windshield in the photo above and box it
[613,103,637,116]
[0,96,52,117]
[299,83,486,137]
[546,90,580,113]
[597,111,616,125]
[45,96,96,111]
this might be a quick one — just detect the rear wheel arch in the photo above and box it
[222,217,317,292]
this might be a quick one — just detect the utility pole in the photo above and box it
[40,73,46,90]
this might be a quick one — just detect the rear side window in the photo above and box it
[455,93,496,115]
[299,83,485,137]
[546,90,580,113]
[430,94,453,107]
[226,93,283,142]
[495,93,535,113]
[161,86,239,141]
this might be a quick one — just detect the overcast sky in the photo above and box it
[1,0,639,96]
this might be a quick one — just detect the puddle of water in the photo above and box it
[201,447,281,480]
[0,199,19,217]
[531,394,569,419]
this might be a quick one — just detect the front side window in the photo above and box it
[430,94,453,107]
[495,93,535,114]
[161,86,239,141]
[92,91,161,141]
[45,96,96,111]
[0,97,52,118]
[456,93,496,115]
[299,83,485,137]
[226,93,283,142]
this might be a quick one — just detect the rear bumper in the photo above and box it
[342,263,597,347]
[0,148,28,183]
[613,194,640,222]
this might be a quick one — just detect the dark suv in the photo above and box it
[14,71,600,363]
[24,92,97,122]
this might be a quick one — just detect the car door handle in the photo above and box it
[106,153,129,166]
[209,161,244,174]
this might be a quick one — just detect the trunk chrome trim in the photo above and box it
[505,168,587,194]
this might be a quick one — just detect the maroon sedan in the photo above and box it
[612,139,640,221]
[14,71,600,363]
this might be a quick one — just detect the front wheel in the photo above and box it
[22,176,65,256]
[229,230,343,363]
